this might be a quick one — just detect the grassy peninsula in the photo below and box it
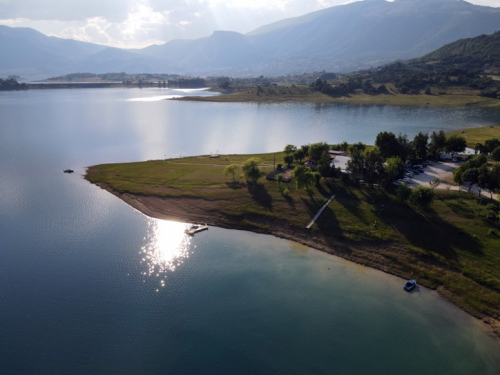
[86,130,500,336]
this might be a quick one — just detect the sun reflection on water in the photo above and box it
[140,219,192,288]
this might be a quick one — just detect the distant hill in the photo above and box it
[311,31,500,99]
[1,0,500,78]
[414,30,500,69]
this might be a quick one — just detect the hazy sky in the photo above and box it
[0,0,499,49]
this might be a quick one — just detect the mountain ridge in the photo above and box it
[1,0,500,78]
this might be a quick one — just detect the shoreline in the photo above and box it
[172,91,500,107]
[93,179,500,339]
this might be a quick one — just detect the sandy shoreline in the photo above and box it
[95,181,500,339]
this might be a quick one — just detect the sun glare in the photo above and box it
[140,219,193,288]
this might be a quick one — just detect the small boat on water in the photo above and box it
[63,169,74,173]
[185,224,208,236]
[404,280,417,292]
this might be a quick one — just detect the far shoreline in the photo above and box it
[171,89,500,107]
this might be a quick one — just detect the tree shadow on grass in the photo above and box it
[300,196,324,219]
[331,183,367,223]
[317,179,336,199]
[444,201,476,220]
[225,181,245,190]
[383,206,483,261]
[247,183,273,210]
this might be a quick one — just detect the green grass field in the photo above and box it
[86,152,500,327]
[446,125,500,147]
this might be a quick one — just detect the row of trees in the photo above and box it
[374,130,466,162]
[310,78,387,97]
[0,79,27,91]
[283,142,332,177]
[474,138,500,161]
[223,158,263,184]
[453,154,500,199]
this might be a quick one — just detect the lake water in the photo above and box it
[0,87,499,374]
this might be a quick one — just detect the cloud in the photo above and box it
[0,0,498,48]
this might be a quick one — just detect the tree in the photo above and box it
[474,143,487,155]
[293,165,315,190]
[300,144,309,155]
[223,164,238,180]
[375,131,399,159]
[284,154,294,167]
[317,151,332,177]
[385,156,404,185]
[242,157,262,184]
[347,147,385,185]
[413,132,429,160]
[284,144,297,155]
[348,142,366,155]
[313,172,322,186]
[491,146,500,163]
[453,154,488,186]
[478,165,495,199]
[410,186,435,210]
[462,168,479,193]
[364,147,386,185]
[428,130,447,158]
[445,135,466,153]
[396,133,412,162]
[485,138,500,154]
[396,183,411,202]
[294,149,305,163]
[339,141,349,152]
[308,142,329,161]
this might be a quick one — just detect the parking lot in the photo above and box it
[404,161,498,200]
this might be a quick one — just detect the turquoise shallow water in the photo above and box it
[0,88,499,374]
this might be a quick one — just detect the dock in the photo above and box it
[185,224,209,235]
[306,195,336,229]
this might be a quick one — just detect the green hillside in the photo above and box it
[309,31,500,100]
[415,31,500,69]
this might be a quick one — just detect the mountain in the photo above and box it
[0,25,106,77]
[242,0,500,74]
[1,0,500,78]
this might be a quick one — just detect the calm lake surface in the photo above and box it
[0,87,499,374]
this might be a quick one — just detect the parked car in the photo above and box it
[412,170,420,175]
[404,280,417,292]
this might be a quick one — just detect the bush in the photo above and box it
[410,186,435,210]
[396,183,411,202]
